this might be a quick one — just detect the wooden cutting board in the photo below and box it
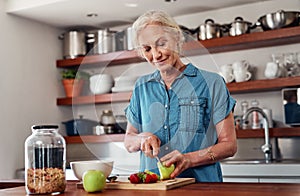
[77,177,195,190]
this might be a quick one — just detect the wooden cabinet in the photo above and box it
[56,26,300,143]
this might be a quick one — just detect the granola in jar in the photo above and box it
[25,125,66,195]
[26,167,66,194]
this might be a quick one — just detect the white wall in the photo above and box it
[0,0,67,179]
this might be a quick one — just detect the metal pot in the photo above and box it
[198,19,224,40]
[179,25,198,42]
[59,31,87,59]
[227,17,256,36]
[86,29,116,54]
[124,27,134,50]
[62,116,99,136]
[257,10,300,31]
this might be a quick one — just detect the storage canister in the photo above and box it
[87,29,116,54]
[60,31,87,59]
[25,125,66,195]
[100,110,116,126]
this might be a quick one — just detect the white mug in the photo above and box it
[264,62,279,79]
[220,64,234,83]
[220,64,233,72]
[232,60,250,71]
[234,70,252,82]
[220,72,234,83]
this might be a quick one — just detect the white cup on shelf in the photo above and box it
[233,70,252,82]
[219,64,234,83]
[232,60,250,71]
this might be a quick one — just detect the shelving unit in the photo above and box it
[56,26,300,68]
[57,76,300,105]
[64,134,124,144]
[227,76,300,94]
[57,92,131,106]
[56,26,300,143]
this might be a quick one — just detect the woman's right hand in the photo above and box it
[139,133,161,158]
[124,122,161,157]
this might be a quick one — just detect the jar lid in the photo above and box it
[32,125,59,130]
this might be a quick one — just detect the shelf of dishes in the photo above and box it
[56,26,300,68]
[57,76,300,105]
[64,127,300,144]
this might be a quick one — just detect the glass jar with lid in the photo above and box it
[25,125,66,195]
[100,110,116,126]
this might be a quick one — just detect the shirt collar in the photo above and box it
[146,63,197,83]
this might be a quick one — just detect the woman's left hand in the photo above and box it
[160,150,193,178]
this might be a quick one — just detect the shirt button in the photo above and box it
[165,146,169,150]
[165,105,168,109]
[164,125,168,129]
[191,100,194,104]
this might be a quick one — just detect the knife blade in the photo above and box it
[155,156,162,165]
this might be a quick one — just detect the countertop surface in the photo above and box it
[1,181,300,196]
[221,162,300,177]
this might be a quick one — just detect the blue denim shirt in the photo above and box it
[125,63,236,182]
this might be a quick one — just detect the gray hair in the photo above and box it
[131,10,184,56]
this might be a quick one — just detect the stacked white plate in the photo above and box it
[112,76,138,92]
[89,74,114,94]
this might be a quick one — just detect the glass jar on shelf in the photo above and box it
[25,125,66,195]
[251,99,260,129]
[100,110,116,126]
[241,100,249,129]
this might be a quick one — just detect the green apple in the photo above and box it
[157,162,175,180]
[82,170,106,192]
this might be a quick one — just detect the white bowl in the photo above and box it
[89,74,114,94]
[114,76,138,88]
[70,160,114,180]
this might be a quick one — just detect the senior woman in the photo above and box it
[124,10,237,182]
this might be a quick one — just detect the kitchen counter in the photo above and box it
[0,181,300,196]
[0,179,24,189]
[220,160,300,183]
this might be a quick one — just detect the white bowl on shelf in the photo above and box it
[114,76,138,88]
[70,160,114,180]
[89,74,114,94]
[111,86,134,93]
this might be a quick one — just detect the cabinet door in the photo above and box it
[259,178,300,183]
[223,177,259,183]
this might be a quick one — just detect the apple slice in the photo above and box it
[157,162,175,180]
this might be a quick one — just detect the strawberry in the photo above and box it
[150,173,158,182]
[144,169,160,182]
[143,173,154,183]
[129,171,159,184]
[129,173,141,184]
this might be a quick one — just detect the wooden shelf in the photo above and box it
[56,26,300,68]
[184,25,300,55]
[236,127,300,138]
[57,50,144,68]
[64,134,125,144]
[227,76,300,94]
[57,92,131,105]
[57,76,300,105]
[64,127,300,144]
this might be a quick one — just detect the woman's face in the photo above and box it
[137,24,181,72]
